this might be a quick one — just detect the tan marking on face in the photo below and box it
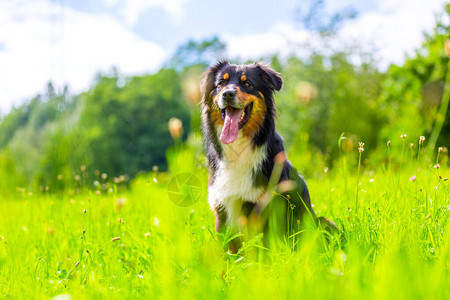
[223,73,229,80]
[208,88,267,136]
[210,110,223,127]
[235,90,267,138]
[240,74,247,82]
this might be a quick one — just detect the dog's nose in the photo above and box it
[222,90,236,101]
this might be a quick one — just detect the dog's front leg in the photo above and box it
[213,205,241,253]
[213,205,227,233]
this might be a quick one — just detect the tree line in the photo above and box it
[0,4,448,193]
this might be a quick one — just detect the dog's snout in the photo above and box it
[218,88,240,109]
[222,90,236,100]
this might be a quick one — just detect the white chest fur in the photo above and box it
[208,130,267,227]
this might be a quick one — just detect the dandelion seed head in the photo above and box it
[358,142,365,153]
[51,294,72,300]
[115,198,127,210]
[168,117,183,139]
[153,217,160,227]
[47,227,55,236]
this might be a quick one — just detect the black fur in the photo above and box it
[201,61,329,244]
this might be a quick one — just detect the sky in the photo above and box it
[0,0,448,115]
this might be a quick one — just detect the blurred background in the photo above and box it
[0,0,449,193]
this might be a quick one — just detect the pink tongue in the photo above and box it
[220,107,243,144]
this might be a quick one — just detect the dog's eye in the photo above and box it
[217,80,226,88]
[242,81,252,87]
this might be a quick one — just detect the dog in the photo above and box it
[201,61,334,249]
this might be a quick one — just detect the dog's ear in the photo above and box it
[201,60,229,99]
[256,62,282,91]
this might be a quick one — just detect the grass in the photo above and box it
[0,145,449,299]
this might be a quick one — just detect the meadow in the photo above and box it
[0,137,448,300]
[1,8,449,298]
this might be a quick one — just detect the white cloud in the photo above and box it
[0,0,448,115]
[103,0,121,7]
[0,0,166,114]
[224,31,290,60]
[223,22,320,61]
[103,0,188,26]
[223,0,448,70]
[339,0,448,69]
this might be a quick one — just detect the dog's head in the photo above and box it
[201,61,282,145]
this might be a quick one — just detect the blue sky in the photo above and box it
[0,0,448,114]
[63,0,377,51]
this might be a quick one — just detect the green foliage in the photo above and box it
[79,68,190,177]
[0,3,449,299]
[0,70,191,191]
[274,53,384,174]
[34,128,86,191]
[377,5,450,160]
[0,149,26,197]
[0,96,41,148]
[0,156,448,299]
[0,4,448,191]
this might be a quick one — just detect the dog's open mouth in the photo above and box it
[219,102,253,144]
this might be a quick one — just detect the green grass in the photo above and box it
[0,150,449,299]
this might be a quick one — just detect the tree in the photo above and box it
[79,68,191,177]
[294,0,357,34]
[377,4,450,153]
[167,36,226,70]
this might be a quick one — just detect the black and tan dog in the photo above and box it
[201,61,333,248]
